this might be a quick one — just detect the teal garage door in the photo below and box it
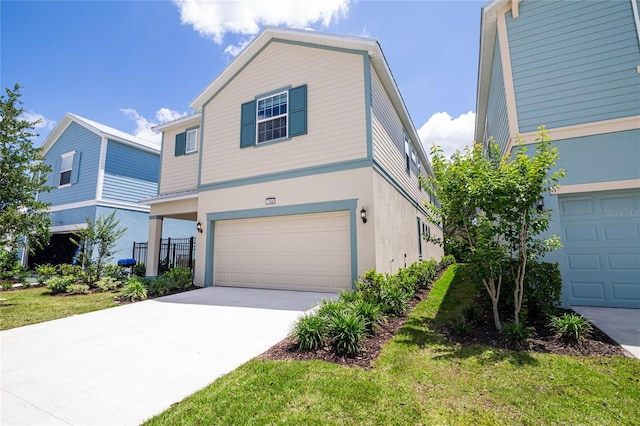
[559,189,640,308]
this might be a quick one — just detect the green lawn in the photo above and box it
[0,286,121,330]
[144,265,640,425]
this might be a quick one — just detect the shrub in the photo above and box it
[379,282,411,317]
[291,313,328,351]
[395,267,419,294]
[146,275,172,297]
[355,269,387,305]
[120,277,148,302]
[46,276,76,295]
[439,254,456,270]
[501,320,535,350]
[408,260,438,289]
[317,299,347,321]
[161,266,192,291]
[1,281,12,291]
[101,264,129,282]
[329,310,366,356]
[337,290,361,304]
[549,313,592,345]
[132,262,146,277]
[462,304,482,325]
[56,263,83,277]
[349,299,383,335]
[453,315,471,335]
[96,276,122,292]
[526,262,562,317]
[66,283,90,295]
[36,264,57,283]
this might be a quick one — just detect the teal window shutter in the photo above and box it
[175,132,186,156]
[289,84,307,137]
[70,152,81,184]
[240,101,256,148]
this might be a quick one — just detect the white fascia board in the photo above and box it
[152,113,202,132]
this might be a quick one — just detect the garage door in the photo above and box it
[559,189,640,308]
[213,211,352,292]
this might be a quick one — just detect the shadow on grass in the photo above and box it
[393,264,539,367]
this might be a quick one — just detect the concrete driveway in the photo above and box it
[1,287,334,426]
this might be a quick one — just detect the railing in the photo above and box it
[132,237,196,275]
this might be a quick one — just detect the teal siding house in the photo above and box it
[33,113,194,267]
[475,0,640,308]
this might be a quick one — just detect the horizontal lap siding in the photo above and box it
[200,42,366,185]
[40,122,100,206]
[101,174,158,204]
[486,37,510,152]
[159,124,200,194]
[371,68,424,204]
[507,0,640,133]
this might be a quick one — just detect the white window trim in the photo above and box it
[185,129,197,154]
[256,91,288,144]
[59,151,75,187]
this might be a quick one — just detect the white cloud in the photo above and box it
[223,37,253,58]
[20,110,56,130]
[417,111,476,159]
[121,107,187,145]
[173,0,351,54]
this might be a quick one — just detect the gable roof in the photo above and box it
[474,0,510,143]
[189,26,431,172]
[40,112,160,155]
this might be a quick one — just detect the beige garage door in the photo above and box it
[214,211,351,292]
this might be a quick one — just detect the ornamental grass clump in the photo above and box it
[329,310,366,356]
[549,313,592,345]
[501,320,535,350]
[291,313,328,351]
[120,277,148,302]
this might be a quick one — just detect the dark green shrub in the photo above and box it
[66,283,90,295]
[549,313,592,345]
[36,264,57,283]
[439,254,456,270]
[526,262,562,317]
[56,264,83,277]
[146,275,172,297]
[46,276,76,294]
[409,260,438,289]
[291,313,328,351]
[355,269,388,304]
[395,267,419,294]
[379,282,411,317]
[317,299,347,321]
[338,290,361,304]
[0,249,20,280]
[132,262,146,277]
[501,320,535,350]
[120,277,148,302]
[453,315,471,335]
[349,299,383,335]
[161,266,192,291]
[329,310,366,356]
[462,304,482,325]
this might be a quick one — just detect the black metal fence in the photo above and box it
[132,237,196,275]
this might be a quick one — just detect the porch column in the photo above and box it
[146,216,163,278]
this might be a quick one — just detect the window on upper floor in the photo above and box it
[240,85,307,149]
[57,151,81,187]
[175,127,199,156]
[257,92,288,143]
[185,129,197,154]
[404,132,410,172]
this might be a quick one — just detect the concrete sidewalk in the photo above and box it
[572,306,640,359]
[1,287,335,426]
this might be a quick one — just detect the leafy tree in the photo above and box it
[70,210,127,285]
[0,84,52,266]
[423,126,564,329]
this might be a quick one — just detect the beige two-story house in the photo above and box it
[143,27,443,292]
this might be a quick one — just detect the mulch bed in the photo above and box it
[259,287,630,369]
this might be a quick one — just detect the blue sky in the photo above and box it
[1,0,485,156]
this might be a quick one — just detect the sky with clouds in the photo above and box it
[1,0,484,158]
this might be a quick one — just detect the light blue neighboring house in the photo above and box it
[475,0,640,308]
[33,113,194,267]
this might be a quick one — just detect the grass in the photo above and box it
[144,265,640,425]
[0,286,121,330]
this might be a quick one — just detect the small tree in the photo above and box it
[70,210,126,285]
[423,126,564,329]
[0,84,52,266]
